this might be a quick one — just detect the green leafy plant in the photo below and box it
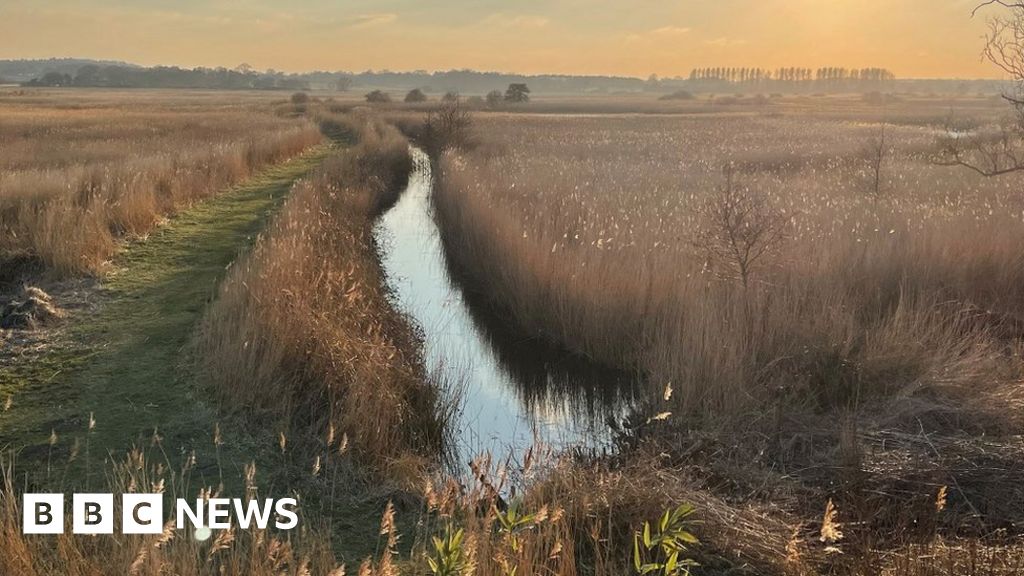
[633,504,700,576]
[427,524,472,576]
[495,501,540,552]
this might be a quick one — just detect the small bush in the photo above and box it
[422,100,474,155]
[486,90,503,108]
[405,88,428,103]
[365,90,392,104]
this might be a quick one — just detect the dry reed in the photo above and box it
[428,109,1024,570]
[0,93,322,277]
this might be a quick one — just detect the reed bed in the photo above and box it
[0,93,322,277]
[429,109,1024,569]
[437,114,1024,415]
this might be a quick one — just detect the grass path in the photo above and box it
[0,145,330,469]
[0,141,404,562]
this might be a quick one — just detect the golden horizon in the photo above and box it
[0,0,1010,80]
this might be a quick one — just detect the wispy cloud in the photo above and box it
[481,13,550,30]
[705,36,747,47]
[624,24,692,44]
[348,13,397,29]
[650,25,691,36]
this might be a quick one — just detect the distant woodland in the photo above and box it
[0,58,1009,95]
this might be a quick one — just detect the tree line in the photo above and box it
[23,64,311,90]
[367,83,531,105]
[687,66,896,86]
[9,58,1005,96]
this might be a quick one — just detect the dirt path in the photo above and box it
[0,145,330,472]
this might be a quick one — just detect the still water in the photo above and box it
[375,148,638,463]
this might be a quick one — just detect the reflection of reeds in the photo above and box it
[448,266,639,427]
[198,115,455,475]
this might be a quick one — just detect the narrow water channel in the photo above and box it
[375,148,639,463]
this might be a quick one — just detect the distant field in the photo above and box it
[0,89,321,275]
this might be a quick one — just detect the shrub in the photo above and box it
[365,90,392,103]
[486,90,504,108]
[422,100,474,156]
[405,88,428,103]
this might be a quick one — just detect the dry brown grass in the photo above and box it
[198,113,451,475]
[436,113,1022,413]
[0,91,322,277]
[427,106,1024,571]
[352,442,1024,576]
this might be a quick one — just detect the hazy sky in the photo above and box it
[0,0,1007,78]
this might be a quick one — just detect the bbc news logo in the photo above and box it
[23,494,299,534]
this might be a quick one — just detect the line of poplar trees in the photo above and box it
[688,67,895,86]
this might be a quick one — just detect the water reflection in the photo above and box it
[375,148,638,462]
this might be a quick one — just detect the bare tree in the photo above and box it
[862,122,890,197]
[937,2,1024,175]
[697,164,788,288]
[335,75,353,92]
[423,98,474,155]
[938,120,1024,176]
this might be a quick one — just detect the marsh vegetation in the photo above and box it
[426,99,1024,572]
[3,83,1024,575]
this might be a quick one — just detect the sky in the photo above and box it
[0,0,1008,79]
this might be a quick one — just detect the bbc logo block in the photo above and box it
[23,493,163,535]
[21,493,298,534]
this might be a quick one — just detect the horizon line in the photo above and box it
[0,55,1009,83]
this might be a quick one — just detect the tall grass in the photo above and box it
[0,441,344,575]
[429,111,1024,567]
[0,94,322,277]
[198,114,452,474]
[434,113,1024,421]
